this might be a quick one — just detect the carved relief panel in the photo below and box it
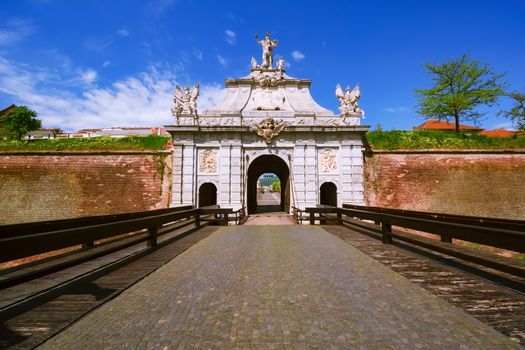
[319,149,338,173]
[199,149,218,174]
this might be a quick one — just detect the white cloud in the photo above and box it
[141,42,152,56]
[102,61,111,68]
[0,18,37,46]
[85,35,114,52]
[85,29,130,52]
[291,50,305,61]
[117,28,129,37]
[383,106,408,113]
[80,69,97,84]
[225,30,236,45]
[145,0,177,16]
[193,48,203,61]
[492,121,514,130]
[217,55,227,66]
[199,84,227,110]
[0,56,225,131]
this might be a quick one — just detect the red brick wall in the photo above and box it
[0,152,172,224]
[364,151,525,220]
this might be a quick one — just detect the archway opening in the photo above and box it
[198,182,217,207]
[256,173,281,212]
[247,155,289,214]
[320,182,337,207]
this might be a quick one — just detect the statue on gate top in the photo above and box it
[172,83,199,118]
[335,83,364,117]
[255,32,279,69]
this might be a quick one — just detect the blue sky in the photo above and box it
[1,0,524,131]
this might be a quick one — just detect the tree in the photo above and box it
[415,52,507,133]
[272,181,281,193]
[499,91,525,131]
[0,106,41,140]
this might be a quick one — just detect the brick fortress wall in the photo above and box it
[364,151,525,220]
[0,151,172,224]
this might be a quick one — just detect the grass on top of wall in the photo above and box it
[366,130,525,150]
[0,135,171,151]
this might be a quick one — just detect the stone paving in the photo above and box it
[244,212,296,225]
[38,225,522,349]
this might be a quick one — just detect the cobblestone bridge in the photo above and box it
[36,224,522,349]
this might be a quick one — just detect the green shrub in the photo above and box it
[0,135,170,151]
[366,130,525,150]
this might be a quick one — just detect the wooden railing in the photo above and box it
[300,204,525,252]
[0,205,244,288]
[197,205,246,225]
[338,205,525,252]
[293,204,525,278]
[291,206,306,224]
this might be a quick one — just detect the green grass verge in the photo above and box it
[0,135,170,151]
[366,130,525,150]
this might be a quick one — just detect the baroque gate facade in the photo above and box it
[165,34,369,213]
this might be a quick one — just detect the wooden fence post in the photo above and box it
[82,241,94,250]
[440,234,452,243]
[309,212,315,225]
[147,226,158,249]
[381,223,392,244]
[195,213,200,228]
[337,212,342,225]
[223,213,229,226]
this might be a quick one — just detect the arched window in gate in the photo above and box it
[198,183,217,207]
[320,182,337,207]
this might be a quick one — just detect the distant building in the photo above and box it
[24,128,61,140]
[480,129,515,138]
[67,127,169,138]
[414,120,483,133]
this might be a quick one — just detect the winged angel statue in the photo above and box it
[335,84,364,117]
[171,83,199,118]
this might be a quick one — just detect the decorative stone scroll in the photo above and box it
[199,149,217,174]
[320,150,337,173]
[251,69,285,87]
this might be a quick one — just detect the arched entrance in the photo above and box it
[320,182,337,206]
[247,155,289,214]
[198,182,217,207]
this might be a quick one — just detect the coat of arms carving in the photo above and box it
[250,117,286,144]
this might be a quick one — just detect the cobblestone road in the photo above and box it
[38,225,521,349]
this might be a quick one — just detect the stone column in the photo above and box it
[217,143,232,208]
[350,141,365,204]
[304,143,318,207]
[292,143,306,209]
[340,142,354,206]
[181,142,196,206]
[230,144,243,210]
[170,140,195,207]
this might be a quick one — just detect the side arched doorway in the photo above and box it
[320,182,337,207]
[247,155,290,214]
[198,182,217,207]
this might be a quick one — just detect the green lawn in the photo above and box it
[366,130,525,150]
[0,135,170,151]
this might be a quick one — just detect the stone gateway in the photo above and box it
[165,33,369,214]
